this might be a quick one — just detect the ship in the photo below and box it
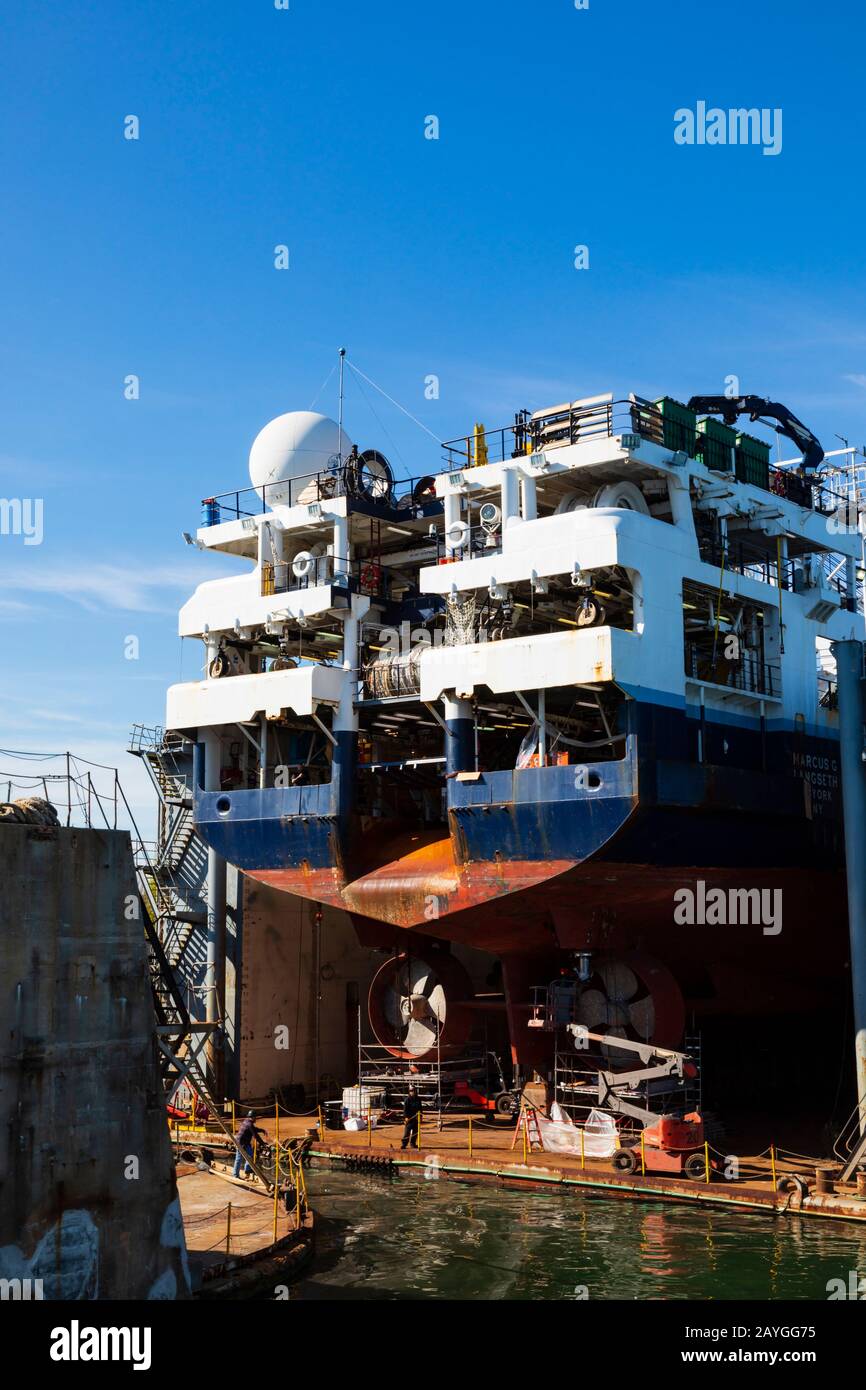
[166,387,864,1087]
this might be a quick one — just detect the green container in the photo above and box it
[654,397,697,455]
[735,431,771,489]
[697,417,736,473]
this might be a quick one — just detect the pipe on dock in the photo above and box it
[832,638,866,1125]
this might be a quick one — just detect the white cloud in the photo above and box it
[0,556,237,614]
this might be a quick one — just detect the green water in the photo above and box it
[289,1164,866,1301]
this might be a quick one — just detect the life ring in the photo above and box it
[360,561,382,590]
[292,550,316,580]
[209,650,230,679]
[445,519,470,551]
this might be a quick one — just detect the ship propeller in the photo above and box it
[369,951,475,1061]
[573,954,684,1063]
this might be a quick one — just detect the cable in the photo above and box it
[345,366,410,477]
[346,360,441,444]
[308,361,338,413]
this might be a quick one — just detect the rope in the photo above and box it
[345,365,411,476]
[346,360,441,444]
[307,361,338,413]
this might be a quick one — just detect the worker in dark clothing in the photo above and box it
[401,1087,423,1150]
[233,1110,268,1177]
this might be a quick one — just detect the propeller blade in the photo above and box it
[628,995,656,1039]
[597,962,638,1003]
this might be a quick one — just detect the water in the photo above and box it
[289,1164,866,1301]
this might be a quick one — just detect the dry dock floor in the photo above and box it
[203,1112,866,1228]
[176,1163,313,1297]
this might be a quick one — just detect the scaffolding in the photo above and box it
[532,979,699,1137]
[348,1005,506,1131]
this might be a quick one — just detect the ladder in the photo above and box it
[143,894,274,1191]
[511,1101,544,1153]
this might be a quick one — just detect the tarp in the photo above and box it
[536,1106,619,1158]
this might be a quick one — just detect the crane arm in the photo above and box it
[686,394,824,475]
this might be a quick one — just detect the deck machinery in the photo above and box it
[166,391,865,1090]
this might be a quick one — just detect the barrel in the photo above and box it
[201,497,221,527]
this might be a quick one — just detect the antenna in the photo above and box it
[338,347,347,466]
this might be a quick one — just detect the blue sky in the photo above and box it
[1,0,864,829]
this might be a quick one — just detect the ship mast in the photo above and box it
[338,346,346,466]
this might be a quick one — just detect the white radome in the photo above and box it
[248,411,354,504]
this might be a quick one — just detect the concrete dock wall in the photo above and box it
[234,881,377,1101]
[0,825,189,1300]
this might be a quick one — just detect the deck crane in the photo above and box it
[687,394,825,475]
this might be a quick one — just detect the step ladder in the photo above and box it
[511,1101,543,1153]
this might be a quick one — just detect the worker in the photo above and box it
[233,1110,268,1178]
[401,1087,423,1150]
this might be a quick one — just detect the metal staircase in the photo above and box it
[128,725,209,981]
[124,740,272,1186]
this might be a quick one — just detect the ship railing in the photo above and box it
[200,469,441,525]
[685,642,781,697]
[697,528,798,589]
[260,552,395,601]
[128,723,189,755]
[442,399,647,468]
[696,534,859,612]
[833,1098,866,1179]
[442,400,858,520]
[429,520,507,565]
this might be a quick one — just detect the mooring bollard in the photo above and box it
[815,1167,835,1195]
